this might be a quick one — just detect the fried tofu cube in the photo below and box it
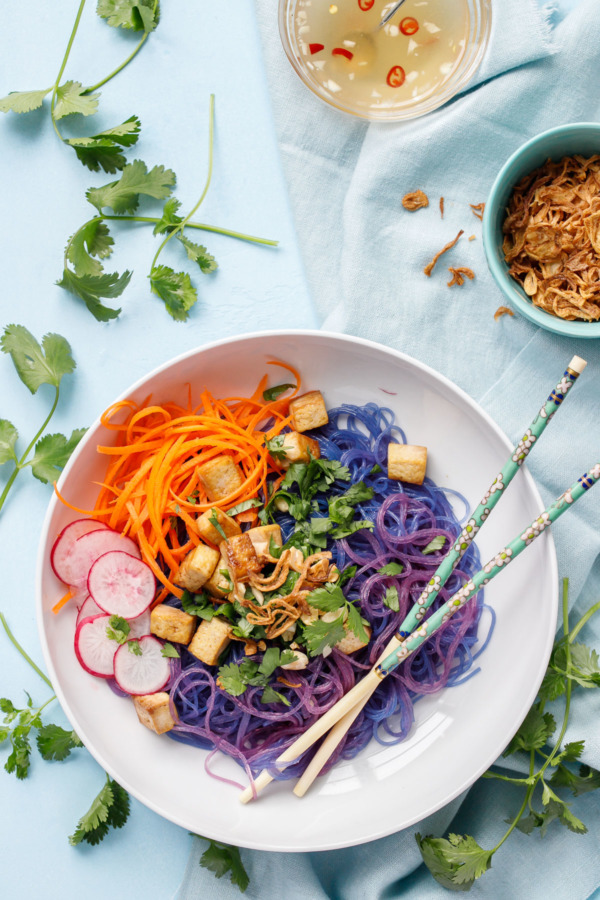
[205,545,233,598]
[224,533,261,580]
[174,543,220,592]
[150,604,196,645]
[188,617,233,666]
[246,524,282,557]
[279,431,321,468]
[336,624,372,655]
[388,444,427,485]
[133,692,175,735]
[197,456,244,501]
[196,507,241,544]
[289,390,329,433]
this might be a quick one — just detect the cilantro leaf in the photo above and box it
[36,724,83,761]
[568,642,600,687]
[261,686,291,706]
[86,159,176,214]
[503,707,556,756]
[198,836,249,893]
[5,728,32,780]
[177,235,218,273]
[263,384,296,402]
[416,833,492,890]
[265,435,288,461]
[338,565,357,586]
[152,197,184,235]
[69,776,130,845]
[106,616,130,644]
[345,602,369,642]
[307,583,346,613]
[0,88,52,114]
[0,420,18,465]
[57,267,131,321]
[1,326,76,393]
[128,639,142,656]
[378,562,404,576]
[67,220,114,277]
[303,615,346,657]
[217,662,253,697]
[227,499,262,516]
[161,642,180,658]
[550,762,600,796]
[149,265,197,321]
[30,429,86,483]
[422,535,446,555]
[383,585,400,612]
[97,0,160,33]
[67,116,141,173]
[208,509,227,541]
[53,81,100,119]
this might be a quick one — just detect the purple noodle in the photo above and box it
[165,403,492,785]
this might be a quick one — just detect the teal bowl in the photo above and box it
[482,123,600,338]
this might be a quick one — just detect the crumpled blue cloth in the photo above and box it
[178,1,600,897]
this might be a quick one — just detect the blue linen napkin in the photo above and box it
[178,2,600,897]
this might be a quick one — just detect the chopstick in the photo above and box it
[240,357,587,803]
[292,355,588,796]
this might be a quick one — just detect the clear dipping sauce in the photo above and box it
[279,0,491,121]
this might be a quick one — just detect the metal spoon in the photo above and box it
[377,0,409,30]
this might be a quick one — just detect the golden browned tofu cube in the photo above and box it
[336,624,372,655]
[246,524,282,556]
[150,604,196,645]
[205,546,233,598]
[224,533,261,580]
[197,456,244,501]
[196,507,241,544]
[289,391,329,433]
[279,432,321,468]
[189,617,233,666]
[388,444,427,485]
[133,692,175,735]
[174,543,220,592]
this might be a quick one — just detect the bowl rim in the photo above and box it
[277,0,493,123]
[35,328,558,850]
[483,121,600,338]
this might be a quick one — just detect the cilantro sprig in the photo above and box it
[304,583,369,656]
[196,835,249,893]
[417,580,600,891]
[0,325,85,514]
[69,773,130,846]
[217,649,297,705]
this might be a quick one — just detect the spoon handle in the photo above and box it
[378,0,409,30]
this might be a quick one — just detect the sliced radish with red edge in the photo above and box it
[113,635,170,695]
[67,529,141,589]
[88,550,155,619]
[76,595,102,625]
[128,608,151,639]
[51,518,109,584]
[74,614,118,678]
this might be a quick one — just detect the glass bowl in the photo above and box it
[278,0,491,122]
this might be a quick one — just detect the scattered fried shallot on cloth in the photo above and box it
[502,155,600,321]
[402,190,429,210]
[447,266,475,287]
[424,230,464,276]
[494,306,515,320]
[439,197,444,219]
[470,202,485,220]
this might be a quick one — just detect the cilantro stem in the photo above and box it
[150,94,216,272]
[49,0,88,142]
[0,387,60,513]
[0,613,54,690]
[102,215,278,246]
[538,581,573,776]
[568,598,600,645]
[83,0,160,93]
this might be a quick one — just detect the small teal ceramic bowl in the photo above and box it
[483,122,600,339]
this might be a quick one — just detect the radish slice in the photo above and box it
[113,635,170,695]
[88,551,155,619]
[76,595,102,625]
[67,529,142,589]
[74,614,118,678]
[51,518,109,583]
[128,608,151,639]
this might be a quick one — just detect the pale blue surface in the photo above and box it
[1,1,597,899]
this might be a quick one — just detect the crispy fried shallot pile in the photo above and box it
[503,155,600,321]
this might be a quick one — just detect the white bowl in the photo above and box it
[37,330,557,851]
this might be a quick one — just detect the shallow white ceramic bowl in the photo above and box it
[37,331,557,851]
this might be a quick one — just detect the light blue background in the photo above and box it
[0,1,584,899]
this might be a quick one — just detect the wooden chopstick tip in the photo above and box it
[568,355,587,375]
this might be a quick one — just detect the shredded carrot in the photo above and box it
[56,363,302,603]
[52,588,73,615]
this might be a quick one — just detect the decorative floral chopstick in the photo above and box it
[376,460,600,677]
[240,356,586,803]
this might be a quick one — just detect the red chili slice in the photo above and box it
[309,43,325,54]
[358,0,375,9]
[400,17,419,35]
[332,47,354,60]
[386,65,406,88]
